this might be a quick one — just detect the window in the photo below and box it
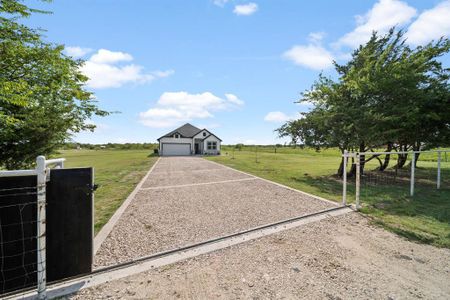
[203,132,206,137]
[207,141,217,150]
[174,134,180,138]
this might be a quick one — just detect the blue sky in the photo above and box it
[27,0,450,144]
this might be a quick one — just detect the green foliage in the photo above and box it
[0,0,108,169]
[277,29,450,174]
[61,143,158,151]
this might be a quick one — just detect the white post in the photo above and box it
[355,153,361,210]
[410,152,415,197]
[342,150,348,205]
[437,151,441,189]
[36,156,47,300]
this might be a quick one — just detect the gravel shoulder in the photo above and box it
[74,212,450,299]
[94,157,335,267]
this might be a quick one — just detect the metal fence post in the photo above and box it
[437,151,441,189]
[355,153,361,210]
[342,150,348,205]
[410,152,415,197]
[36,156,47,299]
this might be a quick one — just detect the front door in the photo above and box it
[194,143,199,154]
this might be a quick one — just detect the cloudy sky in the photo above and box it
[28,0,450,144]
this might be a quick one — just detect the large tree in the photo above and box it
[277,29,450,176]
[0,0,107,169]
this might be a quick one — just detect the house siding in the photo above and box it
[203,135,221,155]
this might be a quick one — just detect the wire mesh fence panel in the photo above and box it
[359,153,413,209]
[341,151,450,212]
[0,176,38,295]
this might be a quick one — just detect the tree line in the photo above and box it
[277,29,450,176]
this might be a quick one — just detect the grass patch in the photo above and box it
[57,149,157,234]
[208,147,450,248]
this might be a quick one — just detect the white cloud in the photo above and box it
[264,111,300,123]
[308,32,326,44]
[225,93,245,106]
[233,3,258,16]
[139,92,244,128]
[406,0,450,45]
[283,44,334,70]
[89,49,133,64]
[213,0,229,7]
[336,0,417,48]
[65,46,92,58]
[80,49,173,89]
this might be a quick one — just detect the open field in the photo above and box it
[208,146,450,248]
[57,149,158,234]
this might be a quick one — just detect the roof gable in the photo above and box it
[158,123,202,140]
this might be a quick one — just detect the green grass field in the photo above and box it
[57,149,158,234]
[208,146,450,248]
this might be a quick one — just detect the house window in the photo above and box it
[174,134,180,138]
[203,132,206,137]
[207,141,217,150]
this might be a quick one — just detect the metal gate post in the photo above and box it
[355,153,361,210]
[342,150,348,205]
[437,151,441,189]
[36,156,47,299]
[410,152,415,197]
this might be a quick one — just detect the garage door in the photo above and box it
[162,143,191,156]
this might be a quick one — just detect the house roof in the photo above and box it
[158,123,202,140]
[157,123,222,141]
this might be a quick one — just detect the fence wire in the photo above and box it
[343,151,449,209]
[0,186,39,295]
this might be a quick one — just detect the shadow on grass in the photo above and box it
[290,175,450,247]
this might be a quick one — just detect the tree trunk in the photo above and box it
[337,156,344,177]
[380,143,393,171]
[396,154,408,168]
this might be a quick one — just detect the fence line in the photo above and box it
[0,156,65,299]
[342,149,449,209]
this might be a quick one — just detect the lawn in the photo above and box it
[208,146,450,248]
[56,149,158,234]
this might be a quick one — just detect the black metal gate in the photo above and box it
[0,167,93,295]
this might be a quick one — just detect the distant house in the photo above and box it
[157,123,222,156]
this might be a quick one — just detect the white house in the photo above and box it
[157,123,222,156]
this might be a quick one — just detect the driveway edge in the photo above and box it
[94,157,161,255]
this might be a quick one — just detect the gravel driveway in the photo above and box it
[94,157,337,267]
[75,212,450,299]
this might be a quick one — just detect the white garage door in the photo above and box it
[162,143,191,156]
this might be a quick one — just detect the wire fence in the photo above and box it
[342,150,450,209]
[0,185,38,295]
[0,156,65,299]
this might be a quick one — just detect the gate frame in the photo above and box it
[0,156,65,300]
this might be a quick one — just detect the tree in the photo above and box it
[277,29,450,176]
[0,0,108,169]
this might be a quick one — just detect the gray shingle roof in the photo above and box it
[158,123,202,140]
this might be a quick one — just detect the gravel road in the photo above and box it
[74,212,450,299]
[94,157,336,267]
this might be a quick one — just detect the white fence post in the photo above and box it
[437,151,441,189]
[342,150,348,205]
[410,152,415,197]
[36,156,47,300]
[355,153,361,210]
